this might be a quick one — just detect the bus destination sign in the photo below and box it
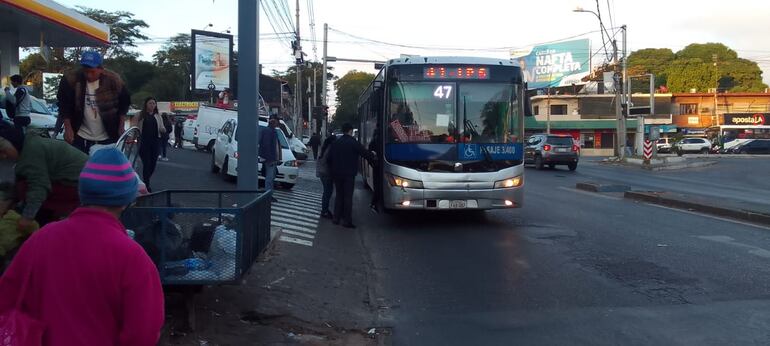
[424,66,490,79]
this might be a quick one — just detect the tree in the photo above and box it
[627,48,675,89]
[271,62,336,131]
[74,7,149,59]
[628,42,767,93]
[332,70,375,128]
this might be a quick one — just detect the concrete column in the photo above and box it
[0,33,20,88]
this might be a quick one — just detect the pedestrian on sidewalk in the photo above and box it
[308,132,321,160]
[260,115,282,202]
[57,51,130,154]
[173,116,185,148]
[3,74,32,128]
[159,112,172,161]
[0,147,164,346]
[135,97,168,192]
[0,123,88,227]
[327,123,375,228]
[317,132,337,219]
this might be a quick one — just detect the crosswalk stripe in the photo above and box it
[273,193,323,200]
[272,216,318,228]
[279,236,313,247]
[274,188,321,196]
[272,205,320,217]
[273,202,321,213]
[271,211,318,223]
[281,229,315,239]
[272,221,317,234]
[274,198,322,209]
[274,201,321,212]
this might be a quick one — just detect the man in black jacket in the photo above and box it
[57,51,130,154]
[327,123,375,228]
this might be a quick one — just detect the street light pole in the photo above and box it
[236,0,259,191]
[322,23,328,137]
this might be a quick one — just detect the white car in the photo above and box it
[211,118,299,189]
[656,138,673,153]
[0,94,59,134]
[674,137,712,155]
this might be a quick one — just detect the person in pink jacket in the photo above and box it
[0,147,164,345]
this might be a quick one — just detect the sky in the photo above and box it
[56,0,770,102]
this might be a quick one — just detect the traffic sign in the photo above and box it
[643,139,653,161]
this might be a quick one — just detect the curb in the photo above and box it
[642,160,718,171]
[624,191,770,226]
[576,182,630,193]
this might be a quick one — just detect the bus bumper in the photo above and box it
[383,185,523,210]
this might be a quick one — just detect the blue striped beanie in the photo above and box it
[79,148,139,207]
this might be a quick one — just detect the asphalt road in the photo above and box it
[153,148,770,345]
[356,160,770,345]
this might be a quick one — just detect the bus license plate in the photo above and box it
[450,200,466,208]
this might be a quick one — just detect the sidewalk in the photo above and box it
[624,191,770,226]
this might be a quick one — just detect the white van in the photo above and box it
[193,105,233,151]
[211,118,299,189]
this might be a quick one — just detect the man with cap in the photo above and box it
[57,51,131,154]
[0,123,88,228]
[0,147,165,345]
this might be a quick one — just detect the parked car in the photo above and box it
[258,114,310,161]
[729,139,770,154]
[656,137,673,153]
[211,118,299,189]
[674,137,712,155]
[524,134,579,171]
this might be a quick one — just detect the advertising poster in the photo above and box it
[191,30,233,91]
[512,39,590,90]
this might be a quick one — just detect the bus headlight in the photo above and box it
[388,174,424,189]
[494,176,523,188]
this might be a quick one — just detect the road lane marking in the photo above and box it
[646,204,770,231]
[273,203,321,214]
[274,200,322,211]
[272,221,317,234]
[279,235,313,247]
[695,235,770,259]
[271,216,318,228]
[271,211,319,224]
[556,186,622,200]
[280,229,315,239]
[274,190,322,199]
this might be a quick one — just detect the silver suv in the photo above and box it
[524,134,579,171]
[674,137,712,155]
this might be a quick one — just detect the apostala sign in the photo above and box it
[723,113,767,126]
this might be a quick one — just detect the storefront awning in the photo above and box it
[525,117,638,130]
[0,0,109,46]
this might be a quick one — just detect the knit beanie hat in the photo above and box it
[79,148,139,207]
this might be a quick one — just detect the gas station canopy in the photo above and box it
[0,0,109,46]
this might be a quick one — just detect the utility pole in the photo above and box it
[321,23,328,137]
[294,0,302,137]
[236,0,259,190]
[313,67,317,133]
[307,75,312,137]
[616,25,631,155]
[713,54,719,127]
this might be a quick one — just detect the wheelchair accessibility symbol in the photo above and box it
[463,144,478,160]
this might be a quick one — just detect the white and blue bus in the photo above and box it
[358,56,529,211]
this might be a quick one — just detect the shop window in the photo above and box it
[581,133,595,148]
[600,133,614,149]
[550,104,567,115]
[679,103,698,115]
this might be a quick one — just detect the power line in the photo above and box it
[306,0,317,60]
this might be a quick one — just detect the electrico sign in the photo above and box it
[511,39,590,90]
[724,113,767,126]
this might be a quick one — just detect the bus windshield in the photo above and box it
[460,83,520,144]
[387,82,456,144]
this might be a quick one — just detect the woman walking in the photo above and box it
[135,97,168,192]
